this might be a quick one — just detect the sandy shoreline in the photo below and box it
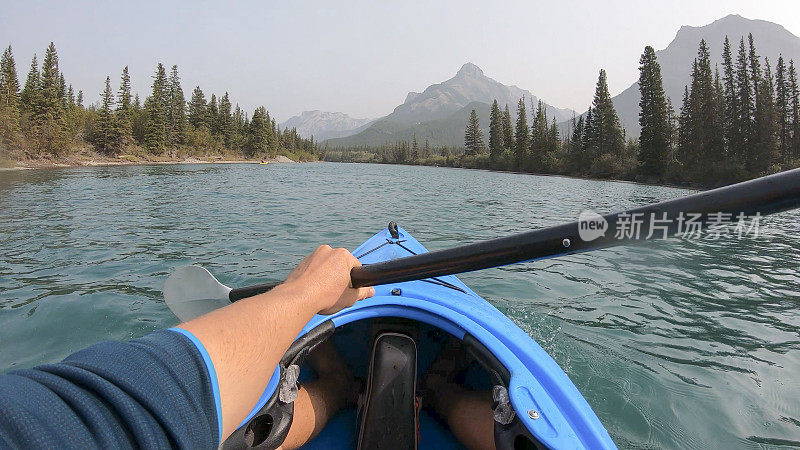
[0,154,297,171]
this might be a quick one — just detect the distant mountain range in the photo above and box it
[289,15,800,147]
[280,111,373,141]
[325,63,575,148]
[567,14,800,138]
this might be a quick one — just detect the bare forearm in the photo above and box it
[178,282,320,440]
[176,245,374,442]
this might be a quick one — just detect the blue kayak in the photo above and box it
[223,225,616,449]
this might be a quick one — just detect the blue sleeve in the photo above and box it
[0,330,222,450]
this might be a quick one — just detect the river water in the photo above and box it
[1,162,799,448]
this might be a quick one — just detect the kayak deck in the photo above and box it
[234,225,615,449]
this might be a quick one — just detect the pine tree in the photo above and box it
[715,64,724,118]
[744,34,764,173]
[0,46,19,108]
[38,43,64,124]
[131,93,147,144]
[117,67,132,115]
[748,34,761,111]
[207,94,218,134]
[666,97,678,162]
[776,56,790,163]
[733,37,753,166]
[501,104,514,151]
[76,90,83,108]
[721,36,740,159]
[755,56,778,172]
[247,106,270,157]
[58,73,67,108]
[789,60,800,160]
[568,114,584,172]
[67,84,75,108]
[97,76,118,154]
[270,117,279,152]
[165,65,187,146]
[266,112,277,152]
[218,92,233,147]
[116,66,133,143]
[464,108,485,156]
[61,74,77,137]
[20,55,40,114]
[548,118,560,154]
[588,69,624,161]
[637,45,670,178]
[0,45,21,145]
[411,135,419,160]
[423,138,430,158]
[229,104,246,151]
[680,41,725,182]
[748,35,777,174]
[514,98,529,167]
[677,86,691,162]
[188,86,207,128]
[393,140,410,163]
[581,107,594,172]
[145,63,168,152]
[488,99,502,160]
[713,63,727,171]
[529,100,548,168]
[34,42,67,154]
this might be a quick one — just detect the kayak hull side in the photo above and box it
[244,226,615,449]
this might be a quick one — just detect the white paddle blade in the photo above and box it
[163,265,233,322]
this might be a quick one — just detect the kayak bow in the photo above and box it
[223,226,616,449]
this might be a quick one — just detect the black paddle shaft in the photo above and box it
[349,168,800,288]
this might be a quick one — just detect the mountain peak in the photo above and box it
[381,60,574,126]
[281,111,372,140]
[719,13,745,21]
[677,14,789,37]
[327,60,576,147]
[457,62,484,77]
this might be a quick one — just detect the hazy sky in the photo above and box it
[2,1,799,122]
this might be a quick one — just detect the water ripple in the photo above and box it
[1,163,799,448]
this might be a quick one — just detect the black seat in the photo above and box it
[357,331,418,450]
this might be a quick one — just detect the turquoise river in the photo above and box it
[1,162,799,449]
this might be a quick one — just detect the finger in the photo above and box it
[355,286,375,300]
[349,253,362,268]
[333,247,353,260]
[331,247,359,267]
